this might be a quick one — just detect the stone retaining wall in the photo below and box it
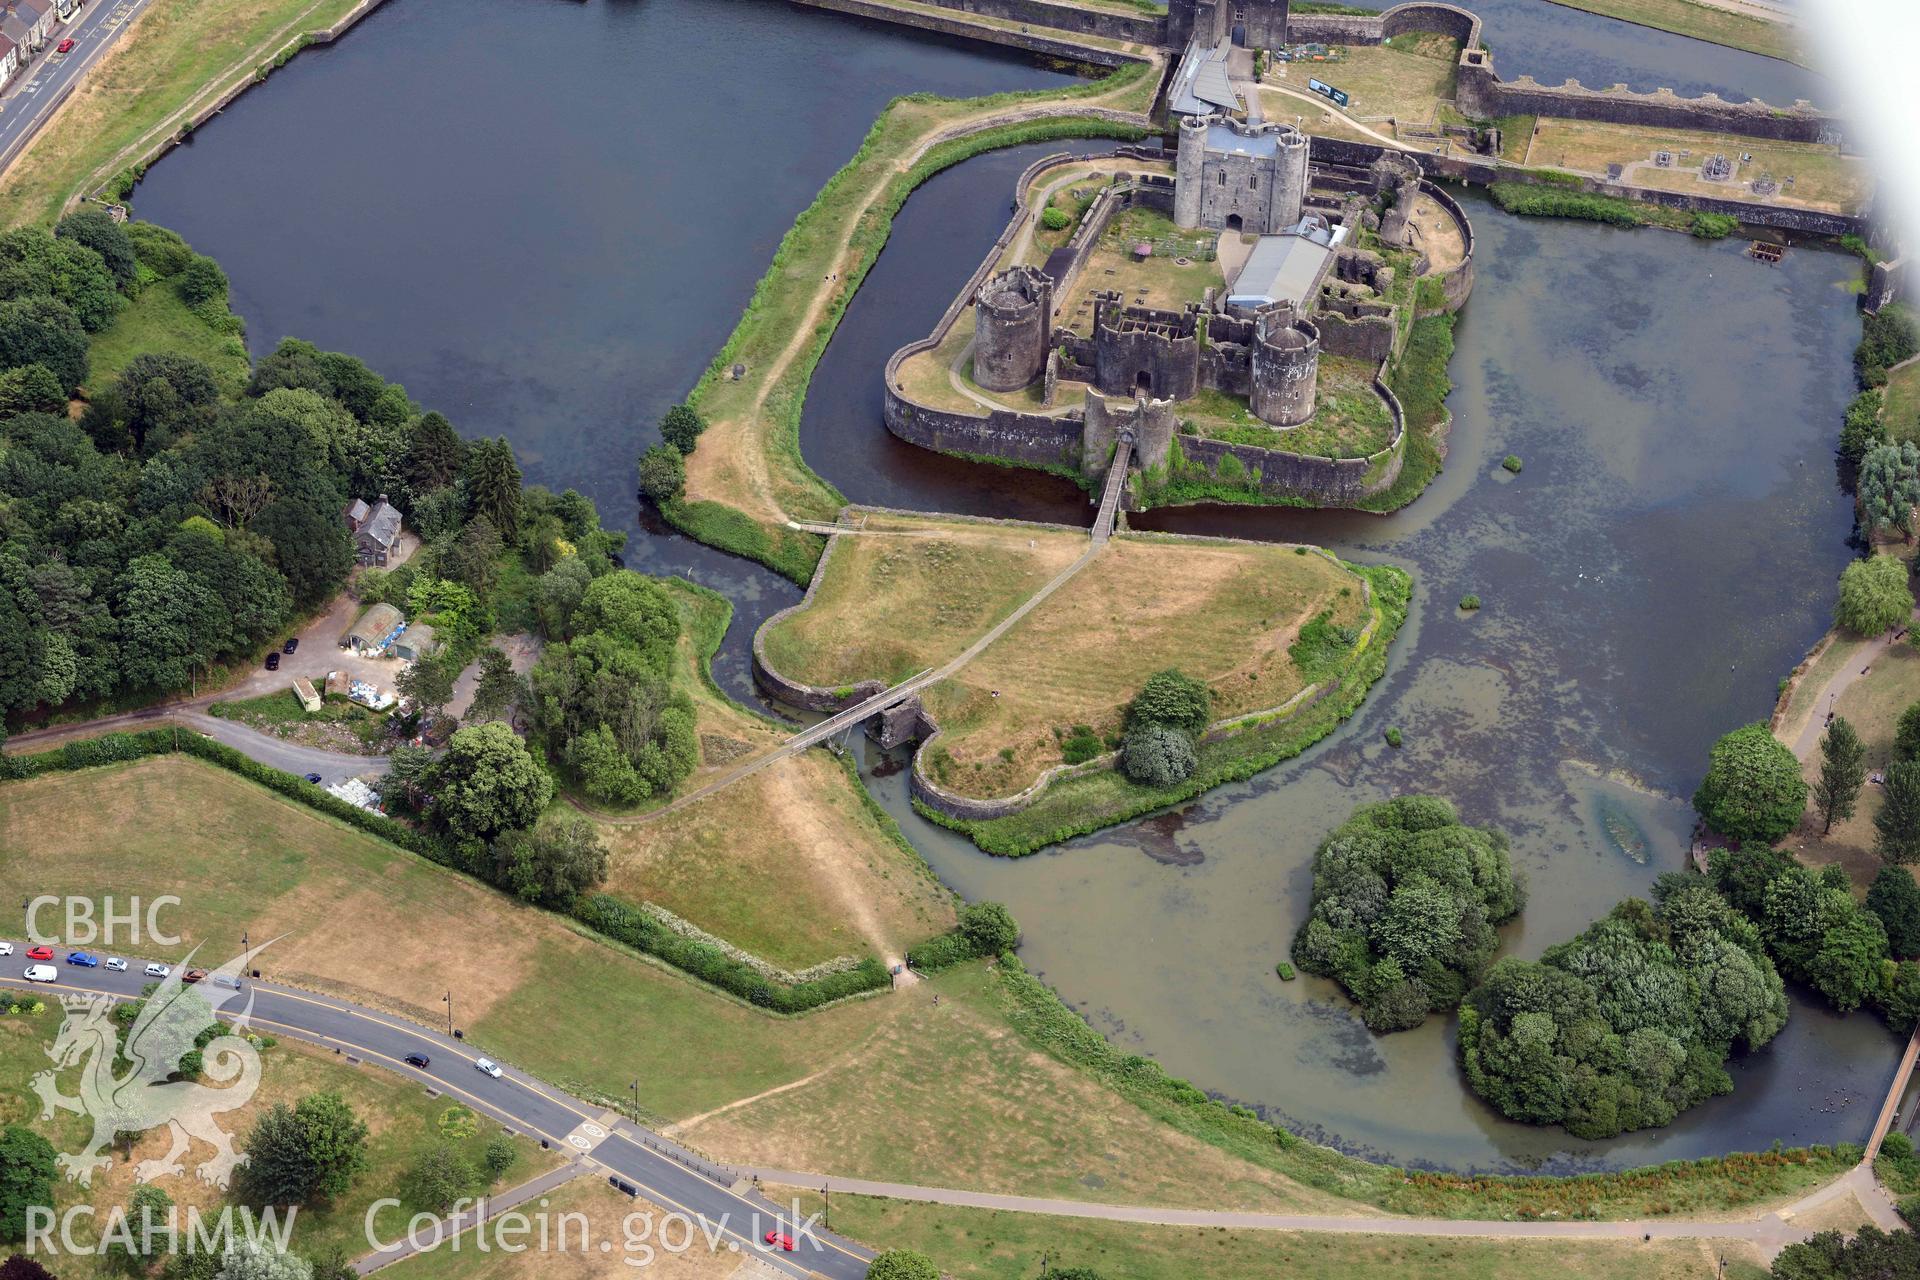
[1307,135,1866,238]
[787,0,1144,67]
[906,0,1166,44]
[1286,1,1481,50]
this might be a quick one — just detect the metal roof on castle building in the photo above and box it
[1226,223,1337,310]
[1170,37,1240,117]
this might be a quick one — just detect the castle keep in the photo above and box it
[1174,116,1309,235]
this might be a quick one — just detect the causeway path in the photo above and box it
[3,942,1909,1267]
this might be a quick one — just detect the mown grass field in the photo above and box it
[1536,0,1803,64]
[85,276,250,394]
[798,1193,1772,1280]
[0,1016,552,1277]
[0,755,873,1120]
[919,537,1365,797]
[759,515,1086,690]
[1884,359,1920,444]
[0,0,363,227]
[1792,636,1920,888]
[765,517,1364,800]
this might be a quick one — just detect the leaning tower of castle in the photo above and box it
[973,266,1054,393]
[1251,304,1319,426]
[1174,115,1210,230]
[1272,125,1309,230]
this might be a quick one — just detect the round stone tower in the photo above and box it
[1251,305,1319,427]
[973,266,1053,393]
[1174,114,1209,230]
[1273,125,1309,230]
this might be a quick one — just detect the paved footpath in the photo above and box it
[745,1163,1901,1256]
[355,1162,589,1274]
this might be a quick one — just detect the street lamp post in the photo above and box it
[442,990,453,1038]
[629,1079,638,1117]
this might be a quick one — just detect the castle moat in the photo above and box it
[132,0,1888,1171]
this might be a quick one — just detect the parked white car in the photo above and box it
[23,965,56,983]
[474,1058,503,1079]
[144,963,170,978]
[105,958,127,972]
[0,942,13,957]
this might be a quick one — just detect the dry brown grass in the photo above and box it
[1270,37,1458,131]
[682,964,1354,1214]
[759,515,1087,688]
[0,0,363,226]
[920,536,1359,796]
[1406,191,1467,272]
[1524,119,1872,213]
[600,751,954,969]
[0,756,876,1121]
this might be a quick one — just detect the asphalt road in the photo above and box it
[0,0,156,177]
[0,944,872,1279]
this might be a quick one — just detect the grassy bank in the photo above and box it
[990,954,1858,1219]
[931,562,1411,854]
[677,59,1154,582]
[1359,313,1455,511]
[1535,0,1804,65]
[812,1193,1772,1280]
[1489,182,1700,231]
[0,0,365,227]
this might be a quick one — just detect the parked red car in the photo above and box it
[25,946,53,962]
[181,969,208,984]
[55,38,74,53]
[763,1230,794,1252]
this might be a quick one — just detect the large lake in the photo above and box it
[132,0,1884,1171]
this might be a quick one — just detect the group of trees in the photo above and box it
[528,569,697,805]
[1771,1225,1920,1279]
[1708,844,1920,1027]
[0,219,574,719]
[402,1132,516,1213]
[637,402,707,505]
[1118,669,1211,788]
[236,1091,369,1208]
[1459,875,1789,1139]
[1292,796,1524,1032]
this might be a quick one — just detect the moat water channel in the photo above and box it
[133,0,1881,1172]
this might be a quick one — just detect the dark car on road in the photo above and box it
[282,638,299,654]
[66,952,99,967]
[182,969,208,984]
[304,773,323,784]
[264,652,280,671]
[403,1053,430,1068]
